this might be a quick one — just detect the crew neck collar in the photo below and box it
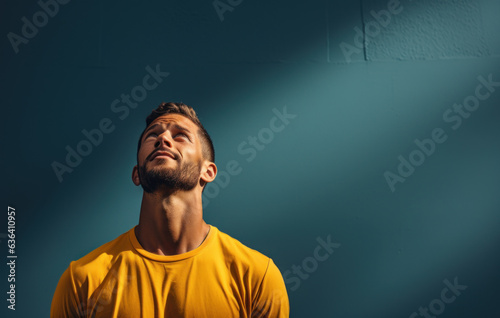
[128,224,216,262]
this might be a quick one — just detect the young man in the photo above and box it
[51,102,289,317]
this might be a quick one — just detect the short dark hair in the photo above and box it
[137,102,215,163]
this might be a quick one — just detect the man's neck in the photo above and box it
[134,189,210,256]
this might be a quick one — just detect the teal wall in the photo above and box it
[2,0,500,317]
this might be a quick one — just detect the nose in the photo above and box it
[154,132,173,148]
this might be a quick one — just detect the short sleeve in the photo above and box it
[252,259,290,318]
[51,263,81,318]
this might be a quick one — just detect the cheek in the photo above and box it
[138,147,152,164]
[183,146,202,160]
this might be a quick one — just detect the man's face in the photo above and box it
[135,114,205,193]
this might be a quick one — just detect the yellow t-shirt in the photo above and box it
[51,225,289,317]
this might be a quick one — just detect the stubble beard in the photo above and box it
[138,158,202,193]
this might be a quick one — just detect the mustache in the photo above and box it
[147,149,178,161]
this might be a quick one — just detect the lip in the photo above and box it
[152,155,174,160]
[150,150,176,161]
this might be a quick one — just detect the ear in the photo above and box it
[200,161,217,184]
[132,165,141,186]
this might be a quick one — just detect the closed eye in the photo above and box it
[174,132,190,141]
[145,132,190,141]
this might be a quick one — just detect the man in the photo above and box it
[51,102,289,317]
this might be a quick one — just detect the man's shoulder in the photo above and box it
[68,228,133,280]
[213,226,272,272]
[212,227,287,302]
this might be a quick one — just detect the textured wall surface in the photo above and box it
[363,0,490,60]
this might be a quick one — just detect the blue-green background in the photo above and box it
[1,0,500,317]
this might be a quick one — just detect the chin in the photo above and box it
[148,159,175,168]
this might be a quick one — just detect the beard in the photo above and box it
[138,157,202,193]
